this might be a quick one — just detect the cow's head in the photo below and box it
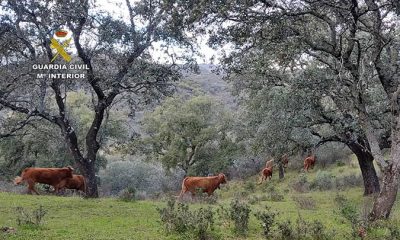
[218,173,227,184]
[65,166,74,178]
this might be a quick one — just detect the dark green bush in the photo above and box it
[229,198,251,236]
[277,220,294,240]
[292,195,317,210]
[291,173,310,193]
[254,206,278,239]
[265,185,284,202]
[157,199,215,240]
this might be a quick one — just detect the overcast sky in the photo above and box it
[96,0,220,64]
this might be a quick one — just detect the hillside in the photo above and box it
[1,157,399,240]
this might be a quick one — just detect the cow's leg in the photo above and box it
[27,181,39,195]
[53,185,60,195]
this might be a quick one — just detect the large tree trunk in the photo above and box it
[369,166,400,220]
[369,115,400,220]
[347,142,380,195]
[278,162,284,180]
[80,161,99,198]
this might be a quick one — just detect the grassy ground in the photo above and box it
[1,158,399,240]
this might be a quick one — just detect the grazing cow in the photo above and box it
[304,155,317,172]
[58,174,86,193]
[179,173,227,198]
[13,166,74,195]
[258,166,273,184]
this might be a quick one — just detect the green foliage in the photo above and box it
[140,95,238,175]
[0,91,127,176]
[16,205,47,227]
[311,171,335,191]
[291,173,310,193]
[228,198,251,236]
[254,206,278,239]
[292,195,317,210]
[157,199,215,240]
[277,220,294,240]
[118,187,137,202]
[265,185,284,202]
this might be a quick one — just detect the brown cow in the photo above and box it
[179,173,227,198]
[58,174,86,193]
[304,155,317,172]
[258,166,273,184]
[14,166,74,195]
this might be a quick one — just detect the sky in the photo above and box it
[96,0,221,64]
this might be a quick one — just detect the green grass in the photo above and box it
[1,159,400,240]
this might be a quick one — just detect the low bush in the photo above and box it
[265,185,284,202]
[229,198,251,236]
[277,220,294,240]
[254,206,278,239]
[310,171,335,191]
[334,193,361,238]
[291,173,310,193]
[292,195,317,210]
[118,187,136,202]
[336,174,363,189]
[15,205,47,227]
[244,181,256,192]
[157,198,215,240]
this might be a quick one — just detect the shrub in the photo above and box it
[336,175,363,190]
[386,222,400,240]
[292,195,317,210]
[311,171,335,191]
[277,220,294,240]
[265,185,284,202]
[291,173,310,193]
[248,194,268,205]
[157,198,215,240]
[309,220,334,240]
[118,187,136,202]
[295,214,309,239]
[16,205,47,227]
[254,206,278,239]
[229,198,251,236]
[334,194,360,238]
[244,181,256,192]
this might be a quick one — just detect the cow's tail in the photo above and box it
[178,177,189,199]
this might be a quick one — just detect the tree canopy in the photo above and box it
[139,95,238,176]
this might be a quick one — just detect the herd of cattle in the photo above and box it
[12,154,317,197]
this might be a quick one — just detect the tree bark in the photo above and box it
[369,110,400,220]
[278,162,284,180]
[347,142,380,195]
[369,166,400,220]
[80,161,99,198]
